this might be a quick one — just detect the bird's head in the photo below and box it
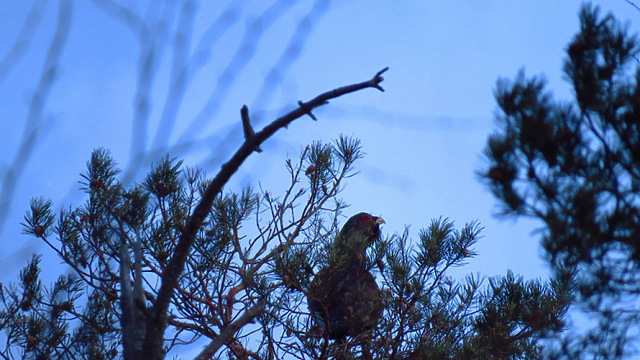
[334,212,385,259]
[340,212,385,242]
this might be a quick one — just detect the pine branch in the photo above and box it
[241,105,262,153]
[141,67,388,358]
[119,244,138,359]
[194,300,265,360]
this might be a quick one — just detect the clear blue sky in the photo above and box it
[0,0,638,349]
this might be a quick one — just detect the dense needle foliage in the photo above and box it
[481,4,640,358]
[2,136,569,359]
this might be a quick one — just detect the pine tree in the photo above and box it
[0,33,574,360]
[481,4,640,358]
[1,140,570,358]
[2,143,571,359]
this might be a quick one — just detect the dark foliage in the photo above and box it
[480,4,640,358]
[0,138,571,359]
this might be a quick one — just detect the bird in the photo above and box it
[307,212,385,340]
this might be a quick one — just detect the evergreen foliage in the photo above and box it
[481,4,640,358]
[1,137,569,359]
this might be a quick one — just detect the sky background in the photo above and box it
[0,0,639,355]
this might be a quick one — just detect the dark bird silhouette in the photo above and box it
[307,212,385,340]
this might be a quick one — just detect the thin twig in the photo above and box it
[142,68,388,358]
[624,0,640,13]
[194,300,266,360]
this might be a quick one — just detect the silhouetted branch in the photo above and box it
[150,0,196,150]
[625,0,640,13]
[150,2,241,154]
[0,0,73,235]
[195,0,331,171]
[141,67,388,359]
[89,0,146,34]
[120,238,147,360]
[177,0,296,143]
[122,3,179,185]
[194,300,265,360]
[0,0,46,84]
[119,244,137,359]
[250,0,331,114]
[241,105,262,153]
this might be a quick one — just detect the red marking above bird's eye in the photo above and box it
[360,215,371,223]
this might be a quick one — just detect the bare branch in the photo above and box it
[121,228,147,359]
[250,0,331,114]
[194,300,265,360]
[241,105,262,153]
[89,0,146,34]
[625,0,640,13]
[120,2,177,185]
[141,68,388,358]
[0,0,73,235]
[0,0,47,84]
[177,0,296,143]
[150,0,197,150]
[119,244,137,359]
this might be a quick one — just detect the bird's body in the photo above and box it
[308,264,382,339]
[307,213,384,340]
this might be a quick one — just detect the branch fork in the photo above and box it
[141,67,389,359]
[240,105,262,153]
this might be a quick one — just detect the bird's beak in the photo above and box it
[375,217,385,225]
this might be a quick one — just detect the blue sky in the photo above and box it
[0,0,638,351]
